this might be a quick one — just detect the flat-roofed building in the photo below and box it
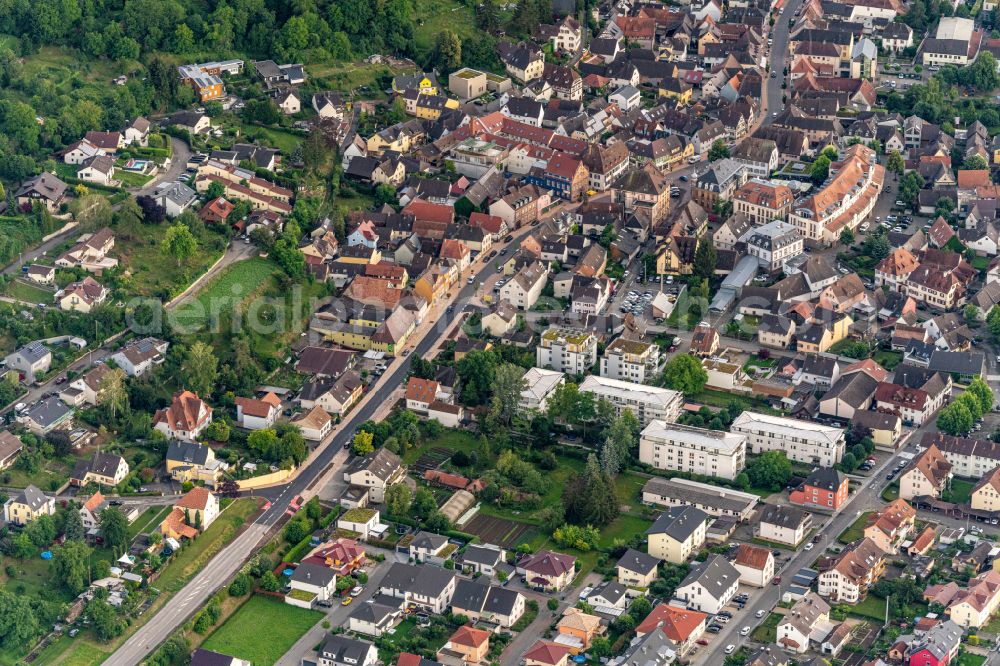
[580,376,683,426]
[641,477,759,521]
[730,411,845,467]
[600,338,661,384]
[639,421,747,480]
[537,328,599,374]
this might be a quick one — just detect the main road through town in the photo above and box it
[105,221,541,664]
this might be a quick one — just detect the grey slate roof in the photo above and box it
[291,562,337,588]
[646,505,709,542]
[679,554,740,601]
[616,548,660,577]
[380,562,456,599]
[318,635,376,665]
[16,484,50,512]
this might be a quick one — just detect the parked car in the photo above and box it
[725,645,736,655]
[756,610,766,618]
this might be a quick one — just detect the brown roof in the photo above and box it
[450,625,490,649]
[974,466,1000,498]
[406,377,439,403]
[734,544,772,570]
[637,603,707,642]
[829,537,885,584]
[524,641,572,666]
[162,506,199,539]
[83,490,105,513]
[733,180,793,209]
[876,247,920,277]
[865,498,915,538]
[235,392,281,418]
[904,443,952,490]
[154,390,212,432]
[176,486,214,511]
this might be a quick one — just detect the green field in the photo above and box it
[171,257,280,332]
[956,654,987,666]
[3,278,54,305]
[412,0,480,57]
[127,505,174,540]
[201,595,323,665]
[113,220,229,300]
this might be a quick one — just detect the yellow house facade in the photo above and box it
[795,315,853,354]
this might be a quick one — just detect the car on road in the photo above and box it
[770,71,777,78]
[812,533,821,542]
[504,234,514,243]
[679,175,688,181]
[707,625,722,633]
[350,586,364,596]
[740,627,751,637]
[773,576,781,585]
[725,645,736,655]
[756,610,767,618]
[487,250,497,259]
[499,249,507,256]
[341,596,353,606]
[804,543,814,551]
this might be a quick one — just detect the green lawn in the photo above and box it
[882,482,899,502]
[155,498,259,593]
[401,429,483,466]
[872,350,903,371]
[3,278,54,305]
[751,613,782,642]
[201,595,323,665]
[241,125,305,154]
[598,514,652,549]
[128,505,173,540]
[943,479,975,505]
[115,169,154,188]
[614,472,648,511]
[838,511,874,544]
[171,257,281,332]
[411,0,481,57]
[956,654,987,666]
[2,457,73,491]
[112,219,228,300]
[688,389,781,415]
[32,638,109,666]
[846,594,894,622]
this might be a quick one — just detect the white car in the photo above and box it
[740,627,751,637]
[725,645,736,655]
[804,542,814,551]
[756,610,767,618]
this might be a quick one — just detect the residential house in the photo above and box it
[3,485,55,526]
[617,549,660,589]
[634,603,707,657]
[675,555,741,614]
[817,538,886,603]
[899,443,953,501]
[0,431,23,471]
[863,498,916,554]
[777,593,831,653]
[154,390,212,442]
[758,504,812,546]
[556,609,604,653]
[517,550,577,592]
[379,562,457,613]
[343,448,406,504]
[59,277,107,313]
[287,563,338,609]
[110,337,169,377]
[314,635,379,666]
[646,506,710,564]
[790,467,850,511]
[450,579,526,628]
[70,452,129,487]
[438,626,490,665]
[165,441,228,487]
[971,466,1000,512]
[17,396,73,435]
[15,173,68,212]
[733,544,775,587]
[234,392,281,430]
[4,341,51,384]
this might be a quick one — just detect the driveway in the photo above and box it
[135,137,192,196]
[275,559,393,666]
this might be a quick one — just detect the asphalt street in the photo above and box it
[105,218,546,664]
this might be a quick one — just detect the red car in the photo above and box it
[697,640,709,646]
[772,577,782,585]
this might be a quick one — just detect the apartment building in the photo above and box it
[581,377,684,427]
[733,179,794,226]
[730,412,845,467]
[899,442,953,501]
[923,432,1000,479]
[646,506,710,563]
[536,328,599,374]
[788,144,884,244]
[638,421,747,480]
[600,338,661,384]
[817,538,886,603]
